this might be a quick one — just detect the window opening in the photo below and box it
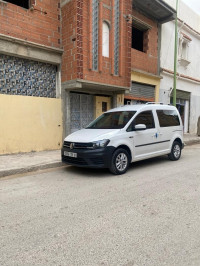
[102,102,107,112]
[132,26,148,53]
[5,0,30,9]
[178,33,191,67]
[102,22,110,57]
[182,42,187,59]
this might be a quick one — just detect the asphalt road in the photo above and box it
[1,144,200,266]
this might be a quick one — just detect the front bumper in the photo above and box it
[61,146,115,168]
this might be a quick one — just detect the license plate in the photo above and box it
[64,151,77,158]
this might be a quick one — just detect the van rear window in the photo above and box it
[156,110,180,127]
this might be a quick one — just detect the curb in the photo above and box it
[184,139,200,146]
[0,161,65,178]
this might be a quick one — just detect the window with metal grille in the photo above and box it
[92,0,99,70]
[114,0,120,75]
[5,0,30,9]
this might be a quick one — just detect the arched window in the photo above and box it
[102,22,110,57]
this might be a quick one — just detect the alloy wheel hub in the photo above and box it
[174,145,180,158]
[116,153,128,171]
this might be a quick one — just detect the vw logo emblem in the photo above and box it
[70,143,74,150]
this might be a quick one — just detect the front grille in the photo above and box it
[90,157,104,165]
[62,156,87,165]
[63,141,93,149]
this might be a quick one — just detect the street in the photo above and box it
[1,144,200,266]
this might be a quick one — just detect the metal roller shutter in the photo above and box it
[130,82,155,99]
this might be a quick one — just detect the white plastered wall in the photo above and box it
[160,0,200,134]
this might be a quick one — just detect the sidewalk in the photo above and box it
[0,134,200,178]
[0,150,63,178]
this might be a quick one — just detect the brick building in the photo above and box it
[61,0,176,136]
[0,0,63,154]
[61,0,132,135]
[126,0,176,105]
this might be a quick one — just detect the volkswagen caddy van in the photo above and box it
[61,103,184,175]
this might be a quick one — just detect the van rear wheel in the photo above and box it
[109,148,130,175]
[168,141,182,161]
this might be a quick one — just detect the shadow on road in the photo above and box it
[62,155,170,178]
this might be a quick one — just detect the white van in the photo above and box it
[62,103,184,175]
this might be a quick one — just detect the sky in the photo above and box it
[182,0,200,14]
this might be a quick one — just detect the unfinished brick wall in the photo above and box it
[61,0,77,82]
[131,9,158,75]
[83,0,131,88]
[0,0,61,48]
[61,0,132,89]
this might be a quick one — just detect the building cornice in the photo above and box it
[131,68,163,80]
[0,34,63,54]
[162,68,200,84]
[178,18,200,39]
[0,34,63,64]
[62,79,130,94]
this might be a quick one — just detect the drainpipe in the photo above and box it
[173,0,178,107]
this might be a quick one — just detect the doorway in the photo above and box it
[70,93,95,133]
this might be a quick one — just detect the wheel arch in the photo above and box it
[174,137,184,149]
[116,145,132,162]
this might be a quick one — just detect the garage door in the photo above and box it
[126,82,155,102]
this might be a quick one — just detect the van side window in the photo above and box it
[156,110,180,127]
[127,111,155,131]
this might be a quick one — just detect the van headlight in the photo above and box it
[92,139,110,149]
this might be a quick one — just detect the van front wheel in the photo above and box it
[109,148,130,175]
[168,141,182,161]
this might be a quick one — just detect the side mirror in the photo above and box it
[135,124,146,131]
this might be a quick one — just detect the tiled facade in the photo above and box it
[0,54,56,98]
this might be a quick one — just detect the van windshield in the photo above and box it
[86,111,136,129]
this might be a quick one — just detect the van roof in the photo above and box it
[107,104,177,113]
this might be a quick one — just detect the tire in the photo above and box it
[109,148,130,175]
[168,141,182,161]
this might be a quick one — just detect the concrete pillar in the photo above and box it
[112,94,118,108]
[62,90,71,138]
